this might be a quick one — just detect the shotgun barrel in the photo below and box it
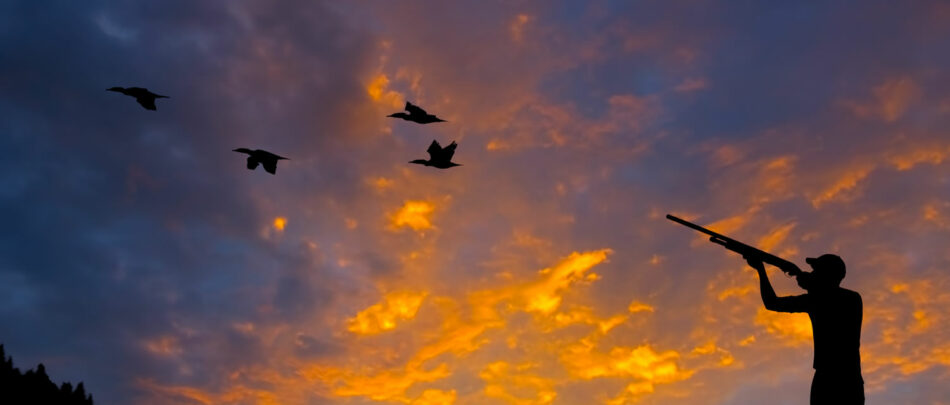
[666,214,801,276]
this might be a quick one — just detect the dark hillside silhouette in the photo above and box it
[0,344,94,405]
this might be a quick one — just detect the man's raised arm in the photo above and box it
[747,258,808,313]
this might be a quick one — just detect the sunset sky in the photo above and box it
[2,1,950,404]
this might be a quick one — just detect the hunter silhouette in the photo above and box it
[747,253,864,405]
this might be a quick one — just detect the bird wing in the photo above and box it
[136,97,158,110]
[268,151,288,160]
[262,158,279,174]
[439,141,458,161]
[247,157,260,170]
[406,102,428,116]
[426,140,442,159]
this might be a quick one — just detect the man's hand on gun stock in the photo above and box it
[744,256,766,274]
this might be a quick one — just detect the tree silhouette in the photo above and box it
[0,344,94,404]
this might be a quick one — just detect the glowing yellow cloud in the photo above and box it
[521,250,612,314]
[561,335,694,403]
[754,307,813,344]
[347,291,428,335]
[313,250,613,402]
[550,307,627,333]
[480,361,556,405]
[691,342,735,366]
[411,389,457,405]
[139,250,644,404]
[706,213,750,235]
[305,363,451,402]
[717,285,755,301]
[756,222,796,252]
[628,301,655,313]
[272,217,287,231]
[366,73,404,108]
[391,200,436,231]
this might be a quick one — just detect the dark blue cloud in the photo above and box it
[0,0,376,401]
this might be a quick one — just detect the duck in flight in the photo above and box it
[410,140,461,169]
[388,102,446,124]
[233,148,289,175]
[107,87,169,111]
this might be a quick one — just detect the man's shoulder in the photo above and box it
[837,288,863,303]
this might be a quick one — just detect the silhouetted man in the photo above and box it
[746,253,864,405]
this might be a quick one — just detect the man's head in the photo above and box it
[805,254,846,287]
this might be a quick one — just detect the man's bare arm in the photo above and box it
[747,257,809,313]
[747,258,780,310]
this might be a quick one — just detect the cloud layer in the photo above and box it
[1,1,949,404]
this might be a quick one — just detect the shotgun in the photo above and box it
[666,214,802,276]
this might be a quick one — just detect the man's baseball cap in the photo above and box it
[805,254,846,280]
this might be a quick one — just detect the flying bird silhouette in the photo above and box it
[107,87,169,111]
[388,102,446,124]
[233,148,289,175]
[410,140,461,169]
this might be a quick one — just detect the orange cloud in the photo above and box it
[756,222,796,252]
[369,176,394,190]
[391,200,436,231]
[509,14,533,43]
[706,213,751,235]
[366,73,404,108]
[691,342,735,367]
[717,285,755,301]
[347,291,428,335]
[411,389,457,405]
[550,306,627,333]
[138,378,288,405]
[673,77,708,93]
[305,363,451,402]
[480,361,556,405]
[887,144,950,171]
[143,336,182,356]
[843,76,920,122]
[561,335,695,404]
[710,144,744,167]
[808,164,874,208]
[628,300,655,313]
[312,250,614,403]
[272,216,287,231]
[754,307,812,344]
[521,250,612,314]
